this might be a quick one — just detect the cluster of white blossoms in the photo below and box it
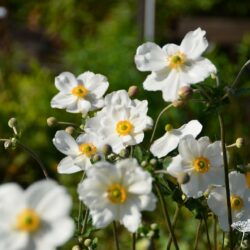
[0,180,74,250]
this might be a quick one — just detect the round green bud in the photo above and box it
[46,117,57,127]
[236,138,244,148]
[128,85,139,97]
[8,117,17,128]
[141,161,147,167]
[65,126,75,135]
[102,144,112,155]
[84,238,92,247]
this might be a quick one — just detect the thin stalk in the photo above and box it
[16,140,49,179]
[112,222,120,250]
[77,173,86,232]
[155,184,179,250]
[194,219,202,250]
[132,233,136,250]
[167,205,181,250]
[81,209,89,235]
[57,121,79,127]
[204,215,212,250]
[218,114,233,250]
[213,215,217,250]
[222,232,225,250]
[149,104,173,144]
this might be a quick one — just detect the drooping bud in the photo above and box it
[65,126,75,135]
[84,238,92,247]
[102,144,112,155]
[8,117,17,128]
[177,173,190,184]
[178,86,193,99]
[128,85,139,97]
[236,138,244,148]
[165,124,173,132]
[46,117,57,127]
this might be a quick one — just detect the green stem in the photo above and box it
[16,140,49,179]
[149,104,173,145]
[166,204,181,250]
[155,184,179,250]
[57,121,79,127]
[194,220,202,250]
[132,233,136,250]
[222,232,225,250]
[78,173,86,233]
[113,222,120,250]
[204,215,212,250]
[81,209,89,235]
[218,114,233,250]
[213,215,217,250]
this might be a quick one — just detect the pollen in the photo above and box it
[107,183,127,204]
[230,195,244,211]
[116,120,133,136]
[168,52,186,69]
[15,208,41,233]
[71,85,89,98]
[79,143,97,157]
[193,156,210,173]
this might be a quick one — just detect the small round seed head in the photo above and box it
[128,85,139,97]
[8,117,17,128]
[65,126,75,135]
[47,117,57,127]
[236,138,244,148]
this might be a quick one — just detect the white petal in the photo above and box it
[167,155,183,178]
[180,28,208,59]
[53,130,79,156]
[104,90,131,108]
[55,72,78,92]
[135,42,166,72]
[51,93,76,109]
[162,44,180,57]
[25,180,72,221]
[57,156,82,174]
[178,135,199,161]
[76,99,91,115]
[150,133,179,158]
[204,141,223,167]
[178,120,202,138]
[229,171,248,194]
[91,208,115,229]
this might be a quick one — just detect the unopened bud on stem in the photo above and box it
[178,86,193,99]
[236,138,244,148]
[8,117,17,129]
[47,117,57,127]
[65,126,75,134]
[128,85,139,97]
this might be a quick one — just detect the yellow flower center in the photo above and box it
[15,208,40,232]
[230,195,244,211]
[107,183,127,204]
[193,157,210,173]
[116,120,133,136]
[79,143,97,157]
[246,172,250,188]
[168,52,186,69]
[71,85,89,98]
[165,123,173,132]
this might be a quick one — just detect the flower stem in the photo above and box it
[112,222,120,250]
[155,183,179,250]
[213,215,217,250]
[81,209,89,235]
[204,215,212,250]
[218,113,233,250]
[194,219,202,250]
[166,204,181,250]
[132,233,136,250]
[149,104,173,145]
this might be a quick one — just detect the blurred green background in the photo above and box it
[0,0,250,249]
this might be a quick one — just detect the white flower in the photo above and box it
[208,171,250,232]
[135,27,216,102]
[85,90,153,154]
[51,71,109,115]
[78,158,157,232]
[0,180,74,250]
[53,130,104,174]
[150,120,202,158]
[167,135,224,198]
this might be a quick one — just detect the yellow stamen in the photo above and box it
[230,195,244,211]
[168,52,186,69]
[193,157,210,173]
[15,208,40,232]
[71,85,88,98]
[116,120,133,136]
[79,143,97,157]
[107,183,127,204]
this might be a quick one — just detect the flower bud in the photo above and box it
[147,230,155,238]
[149,158,157,165]
[102,144,112,155]
[236,138,244,148]
[119,148,130,158]
[150,223,159,231]
[47,117,57,127]
[65,126,75,135]
[178,86,193,99]
[128,85,139,97]
[92,154,101,163]
[72,245,81,250]
[84,238,92,247]
[8,117,17,128]
[177,173,190,184]
[172,99,185,108]
[4,140,11,149]
[165,124,173,132]
[141,161,147,167]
